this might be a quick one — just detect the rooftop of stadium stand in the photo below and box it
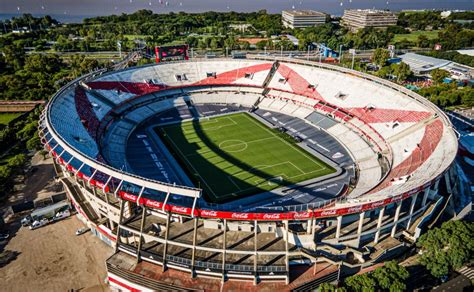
[41,57,458,215]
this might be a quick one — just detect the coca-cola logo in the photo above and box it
[171,206,188,213]
[348,206,362,213]
[320,209,337,216]
[122,192,137,201]
[263,213,281,220]
[370,201,385,208]
[392,195,402,202]
[294,212,310,219]
[201,210,218,217]
[231,213,249,219]
[145,199,161,208]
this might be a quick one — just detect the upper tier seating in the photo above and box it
[49,86,99,159]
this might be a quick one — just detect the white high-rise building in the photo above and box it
[282,10,327,29]
[342,9,398,32]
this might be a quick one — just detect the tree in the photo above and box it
[345,273,376,292]
[7,154,27,171]
[377,65,394,79]
[197,39,207,50]
[417,220,474,278]
[256,40,268,50]
[342,261,409,291]
[26,135,41,151]
[430,68,450,84]
[371,261,409,291]
[16,121,37,142]
[372,48,390,68]
[0,165,13,199]
[209,38,219,50]
[186,36,198,48]
[2,44,25,71]
[224,36,237,50]
[416,34,430,48]
[320,283,347,292]
[393,62,412,82]
[24,54,63,74]
[239,41,250,50]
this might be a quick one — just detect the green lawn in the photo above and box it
[393,30,440,43]
[158,113,335,202]
[0,113,22,125]
[123,34,152,40]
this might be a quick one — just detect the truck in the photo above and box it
[21,201,71,227]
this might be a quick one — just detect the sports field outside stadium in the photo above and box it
[157,113,335,202]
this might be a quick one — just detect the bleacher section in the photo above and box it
[306,112,338,129]
[49,86,100,159]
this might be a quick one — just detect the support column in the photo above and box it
[307,219,312,234]
[284,220,290,285]
[221,219,227,283]
[406,193,418,230]
[115,199,126,252]
[374,207,385,244]
[444,172,452,194]
[311,216,317,236]
[335,216,342,242]
[136,207,147,263]
[313,256,318,275]
[422,190,429,207]
[190,217,198,278]
[356,212,365,246]
[103,189,115,229]
[391,202,402,238]
[253,220,258,285]
[162,212,170,272]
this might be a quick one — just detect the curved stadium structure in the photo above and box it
[39,57,458,290]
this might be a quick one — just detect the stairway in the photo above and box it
[262,61,280,93]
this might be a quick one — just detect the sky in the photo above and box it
[1,0,473,19]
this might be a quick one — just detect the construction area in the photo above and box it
[0,152,113,291]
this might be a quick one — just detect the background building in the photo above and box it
[282,10,327,29]
[399,52,473,80]
[342,9,398,31]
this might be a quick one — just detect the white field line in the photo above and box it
[163,130,218,198]
[165,113,330,198]
[185,136,276,157]
[227,175,242,191]
[180,116,237,133]
[243,114,326,172]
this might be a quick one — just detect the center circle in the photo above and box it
[218,140,248,152]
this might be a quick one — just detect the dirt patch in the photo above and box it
[0,216,113,291]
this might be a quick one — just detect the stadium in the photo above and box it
[39,54,458,290]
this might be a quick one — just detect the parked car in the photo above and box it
[21,215,33,227]
[75,227,90,236]
[29,218,49,230]
[53,210,71,221]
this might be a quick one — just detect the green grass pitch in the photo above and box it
[158,112,336,203]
